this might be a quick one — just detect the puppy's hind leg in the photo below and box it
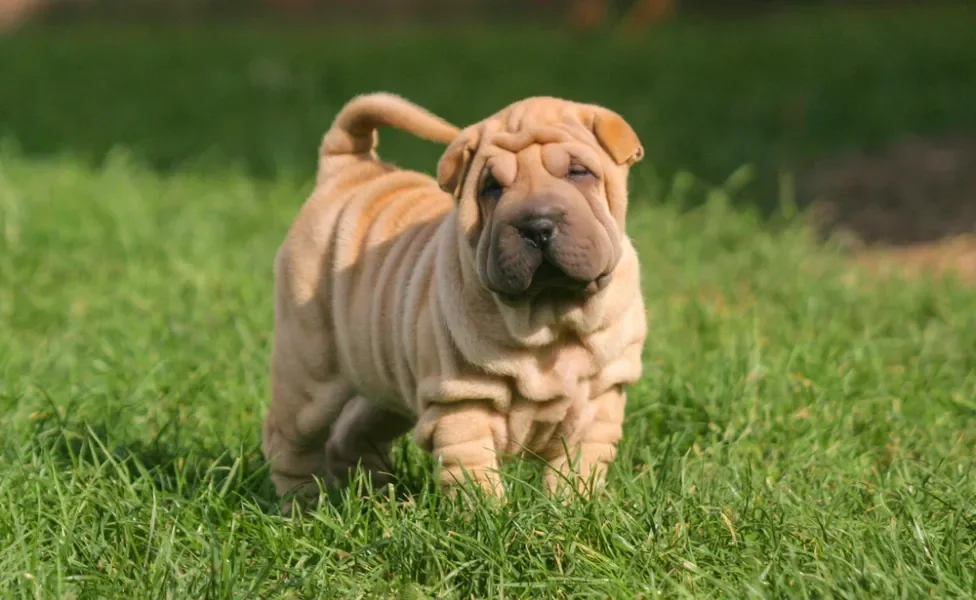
[326,395,415,491]
[263,239,353,512]
[263,373,356,510]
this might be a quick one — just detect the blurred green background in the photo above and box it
[2,1,975,219]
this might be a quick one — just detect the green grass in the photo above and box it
[3,6,976,599]
[2,149,975,598]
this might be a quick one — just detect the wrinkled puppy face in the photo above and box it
[437,97,644,304]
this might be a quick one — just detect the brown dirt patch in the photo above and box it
[800,135,976,284]
[853,235,976,283]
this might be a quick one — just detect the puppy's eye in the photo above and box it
[567,164,595,179]
[481,174,503,197]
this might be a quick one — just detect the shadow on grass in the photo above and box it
[20,409,439,515]
[26,414,277,508]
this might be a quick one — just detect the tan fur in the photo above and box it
[262,92,647,506]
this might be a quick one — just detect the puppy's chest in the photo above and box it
[513,343,598,402]
[502,343,605,455]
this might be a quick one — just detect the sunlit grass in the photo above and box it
[2,148,974,597]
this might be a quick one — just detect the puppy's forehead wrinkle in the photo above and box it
[484,153,518,184]
[563,113,596,142]
[480,103,601,157]
[504,104,526,132]
[488,126,576,154]
[503,101,556,133]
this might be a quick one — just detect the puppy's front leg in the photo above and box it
[422,401,505,497]
[543,386,626,497]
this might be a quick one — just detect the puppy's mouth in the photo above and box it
[491,259,612,306]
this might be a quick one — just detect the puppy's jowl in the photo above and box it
[262,93,647,507]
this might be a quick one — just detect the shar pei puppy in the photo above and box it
[262,93,647,506]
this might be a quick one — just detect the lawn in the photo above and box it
[2,6,976,599]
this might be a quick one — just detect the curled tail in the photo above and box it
[321,92,460,157]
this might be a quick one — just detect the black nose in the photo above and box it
[516,217,556,249]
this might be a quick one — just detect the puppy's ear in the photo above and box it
[437,128,479,197]
[592,108,644,167]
